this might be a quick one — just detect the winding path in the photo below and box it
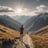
[12,34,34,48]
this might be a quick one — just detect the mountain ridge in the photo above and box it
[0,15,21,31]
[24,12,48,32]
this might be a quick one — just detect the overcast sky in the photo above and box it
[0,0,48,8]
[0,0,48,16]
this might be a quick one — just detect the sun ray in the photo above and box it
[15,8,23,14]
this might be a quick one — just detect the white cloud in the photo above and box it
[32,5,47,15]
[36,5,46,12]
[0,5,48,16]
[0,5,16,16]
[20,5,47,16]
[0,5,14,12]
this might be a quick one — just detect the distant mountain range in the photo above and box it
[24,13,48,32]
[10,16,32,24]
[0,12,48,32]
[0,15,21,31]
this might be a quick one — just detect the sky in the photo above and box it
[0,0,48,16]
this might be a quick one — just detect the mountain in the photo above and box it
[0,15,21,31]
[0,25,20,39]
[29,25,48,35]
[0,25,20,47]
[24,13,48,32]
[10,16,32,24]
[0,13,48,33]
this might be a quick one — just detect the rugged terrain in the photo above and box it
[0,25,48,48]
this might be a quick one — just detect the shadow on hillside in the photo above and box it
[1,39,14,48]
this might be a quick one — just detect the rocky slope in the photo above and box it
[0,15,21,31]
[24,13,48,32]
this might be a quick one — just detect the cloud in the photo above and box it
[0,5,48,16]
[0,5,16,16]
[0,6,14,12]
[36,5,46,12]
[18,5,47,16]
[30,5,47,15]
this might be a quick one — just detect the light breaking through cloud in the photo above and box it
[0,5,48,16]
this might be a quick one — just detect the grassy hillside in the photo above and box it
[29,25,48,48]
[0,25,20,47]
[30,33,48,48]
[0,25,48,48]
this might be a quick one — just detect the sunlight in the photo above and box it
[15,8,23,14]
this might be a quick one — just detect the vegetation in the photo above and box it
[0,25,48,48]
[0,25,20,47]
[30,33,48,48]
